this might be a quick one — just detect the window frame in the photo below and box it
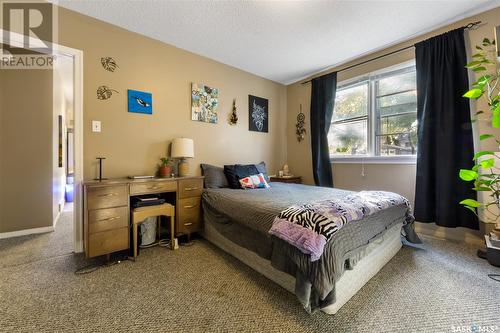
[330,60,417,165]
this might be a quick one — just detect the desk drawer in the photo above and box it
[87,185,128,210]
[130,181,177,195]
[178,179,203,198]
[177,197,201,234]
[88,207,129,234]
[88,227,129,258]
[177,219,201,235]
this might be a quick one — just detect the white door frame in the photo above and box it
[1,30,84,253]
[57,44,84,253]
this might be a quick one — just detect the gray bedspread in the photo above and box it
[202,183,411,312]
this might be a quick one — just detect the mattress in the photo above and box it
[202,183,410,311]
[203,219,403,314]
[322,222,403,314]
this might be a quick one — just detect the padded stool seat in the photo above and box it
[131,203,176,260]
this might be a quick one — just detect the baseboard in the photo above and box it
[415,222,483,247]
[0,225,55,239]
[53,198,65,229]
[53,210,61,229]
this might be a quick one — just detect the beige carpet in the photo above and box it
[1,209,499,332]
[0,203,73,269]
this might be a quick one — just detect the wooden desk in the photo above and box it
[83,176,204,258]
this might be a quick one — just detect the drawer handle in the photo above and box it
[98,193,118,197]
[184,222,193,226]
[98,216,120,222]
[183,205,197,209]
[184,187,199,191]
[148,186,161,190]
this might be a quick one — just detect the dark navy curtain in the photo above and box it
[310,72,337,187]
[414,28,478,229]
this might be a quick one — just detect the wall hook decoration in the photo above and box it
[97,85,119,100]
[296,104,306,142]
[229,99,238,125]
[101,57,119,72]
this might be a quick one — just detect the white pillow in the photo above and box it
[238,173,270,189]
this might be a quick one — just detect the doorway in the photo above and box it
[0,32,84,255]
[53,45,84,254]
[53,53,76,253]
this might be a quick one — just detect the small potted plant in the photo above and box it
[159,157,173,178]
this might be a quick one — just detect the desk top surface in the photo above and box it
[83,176,204,187]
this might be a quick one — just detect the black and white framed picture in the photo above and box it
[249,95,268,133]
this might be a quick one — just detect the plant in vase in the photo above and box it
[159,157,173,178]
[460,37,500,233]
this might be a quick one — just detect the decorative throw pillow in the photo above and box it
[223,165,240,189]
[255,161,270,182]
[224,163,268,189]
[239,173,270,189]
[200,164,228,189]
[234,164,260,180]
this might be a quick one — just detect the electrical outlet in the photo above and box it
[92,120,101,133]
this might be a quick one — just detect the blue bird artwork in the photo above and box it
[127,89,152,114]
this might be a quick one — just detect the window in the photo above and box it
[329,64,418,162]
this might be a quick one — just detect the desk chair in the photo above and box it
[131,203,176,260]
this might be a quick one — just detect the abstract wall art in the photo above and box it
[191,83,219,124]
[249,95,268,133]
[127,89,153,114]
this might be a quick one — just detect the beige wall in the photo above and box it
[333,164,417,205]
[58,8,287,181]
[0,7,287,233]
[3,5,498,235]
[0,69,54,233]
[286,7,500,211]
[0,58,70,233]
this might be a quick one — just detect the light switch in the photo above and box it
[92,120,101,133]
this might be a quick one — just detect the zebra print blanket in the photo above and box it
[268,191,413,261]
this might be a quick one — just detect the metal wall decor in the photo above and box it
[101,57,119,72]
[296,104,306,142]
[97,85,118,100]
[97,57,119,100]
[229,99,238,125]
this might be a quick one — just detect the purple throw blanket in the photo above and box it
[268,191,413,261]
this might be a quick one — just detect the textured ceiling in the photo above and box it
[57,0,500,85]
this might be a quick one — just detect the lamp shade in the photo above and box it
[171,138,194,158]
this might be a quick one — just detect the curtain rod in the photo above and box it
[301,21,482,85]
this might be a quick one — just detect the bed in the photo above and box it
[201,182,417,314]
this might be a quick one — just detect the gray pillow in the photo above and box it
[255,161,270,182]
[201,164,229,189]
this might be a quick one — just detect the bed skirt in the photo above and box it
[202,219,403,314]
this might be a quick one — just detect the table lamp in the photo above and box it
[171,138,194,177]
